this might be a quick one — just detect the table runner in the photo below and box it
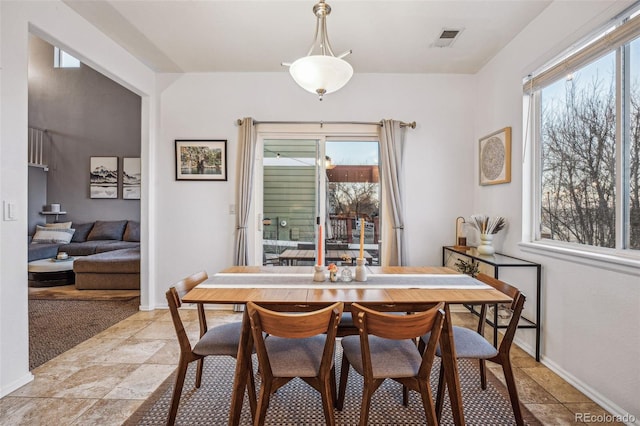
[197,272,491,290]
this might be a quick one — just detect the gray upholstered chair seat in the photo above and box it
[340,312,354,327]
[341,335,422,379]
[264,335,328,377]
[193,321,243,357]
[424,326,499,359]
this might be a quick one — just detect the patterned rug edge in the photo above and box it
[124,358,542,425]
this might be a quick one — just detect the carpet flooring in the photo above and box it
[28,297,140,369]
[126,352,540,425]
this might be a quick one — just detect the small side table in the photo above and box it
[28,257,76,287]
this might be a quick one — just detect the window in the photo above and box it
[526,10,640,253]
[53,46,80,68]
[255,125,381,266]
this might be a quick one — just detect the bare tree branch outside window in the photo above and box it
[539,50,639,249]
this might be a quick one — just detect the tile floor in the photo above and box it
[0,308,622,425]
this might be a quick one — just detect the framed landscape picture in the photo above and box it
[175,140,227,181]
[123,157,141,200]
[90,156,118,198]
[479,127,511,185]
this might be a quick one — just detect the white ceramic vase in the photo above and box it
[313,265,326,282]
[355,258,367,282]
[477,233,495,255]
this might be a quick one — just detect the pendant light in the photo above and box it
[282,0,353,101]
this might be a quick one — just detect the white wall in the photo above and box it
[474,1,640,423]
[155,72,477,305]
[0,0,155,397]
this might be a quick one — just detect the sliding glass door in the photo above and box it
[258,134,380,267]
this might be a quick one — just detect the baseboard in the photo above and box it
[0,372,34,398]
[540,356,639,425]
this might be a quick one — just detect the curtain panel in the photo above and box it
[378,119,407,266]
[234,117,256,266]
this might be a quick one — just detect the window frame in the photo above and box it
[522,7,640,272]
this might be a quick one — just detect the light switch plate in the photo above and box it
[3,201,17,221]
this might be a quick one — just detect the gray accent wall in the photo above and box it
[27,35,141,228]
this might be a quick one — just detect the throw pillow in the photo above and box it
[71,222,95,242]
[123,221,140,242]
[86,220,128,241]
[31,225,75,244]
[44,221,72,229]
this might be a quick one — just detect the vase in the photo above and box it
[355,258,367,282]
[477,233,495,255]
[329,270,338,282]
[340,268,353,282]
[313,265,326,282]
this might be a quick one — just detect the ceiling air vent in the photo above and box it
[431,28,464,48]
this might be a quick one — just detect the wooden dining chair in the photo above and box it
[166,270,256,425]
[337,310,407,337]
[247,301,344,426]
[337,302,445,426]
[420,273,526,426]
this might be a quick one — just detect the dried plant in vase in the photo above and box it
[468,214,506,255]
[469,214,506,235]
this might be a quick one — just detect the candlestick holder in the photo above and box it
[355,258,367,282]
[313,265,326,282]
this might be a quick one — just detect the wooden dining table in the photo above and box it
[182,265,513,426]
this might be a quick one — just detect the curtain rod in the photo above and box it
[235,119,416,129]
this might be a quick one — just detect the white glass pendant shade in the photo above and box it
[289,55,353,98]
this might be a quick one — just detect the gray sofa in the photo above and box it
[28,220,140,290]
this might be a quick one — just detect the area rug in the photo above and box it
[29,298,140,369]
[126,351,540,425]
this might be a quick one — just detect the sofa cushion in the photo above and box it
[28,243,61,262]
[73,248,140,274]
[123,221,140,242]
[71,222,94,242]
[44,221,72,229]
[58,241,105,256]
[95,241,140,253]
[87,220,127,241]
[32,225,75,244]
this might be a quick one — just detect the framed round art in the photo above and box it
[479,127,511,185]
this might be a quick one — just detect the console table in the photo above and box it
[443,246,541,361]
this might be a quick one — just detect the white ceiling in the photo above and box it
[63,0,552,74]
